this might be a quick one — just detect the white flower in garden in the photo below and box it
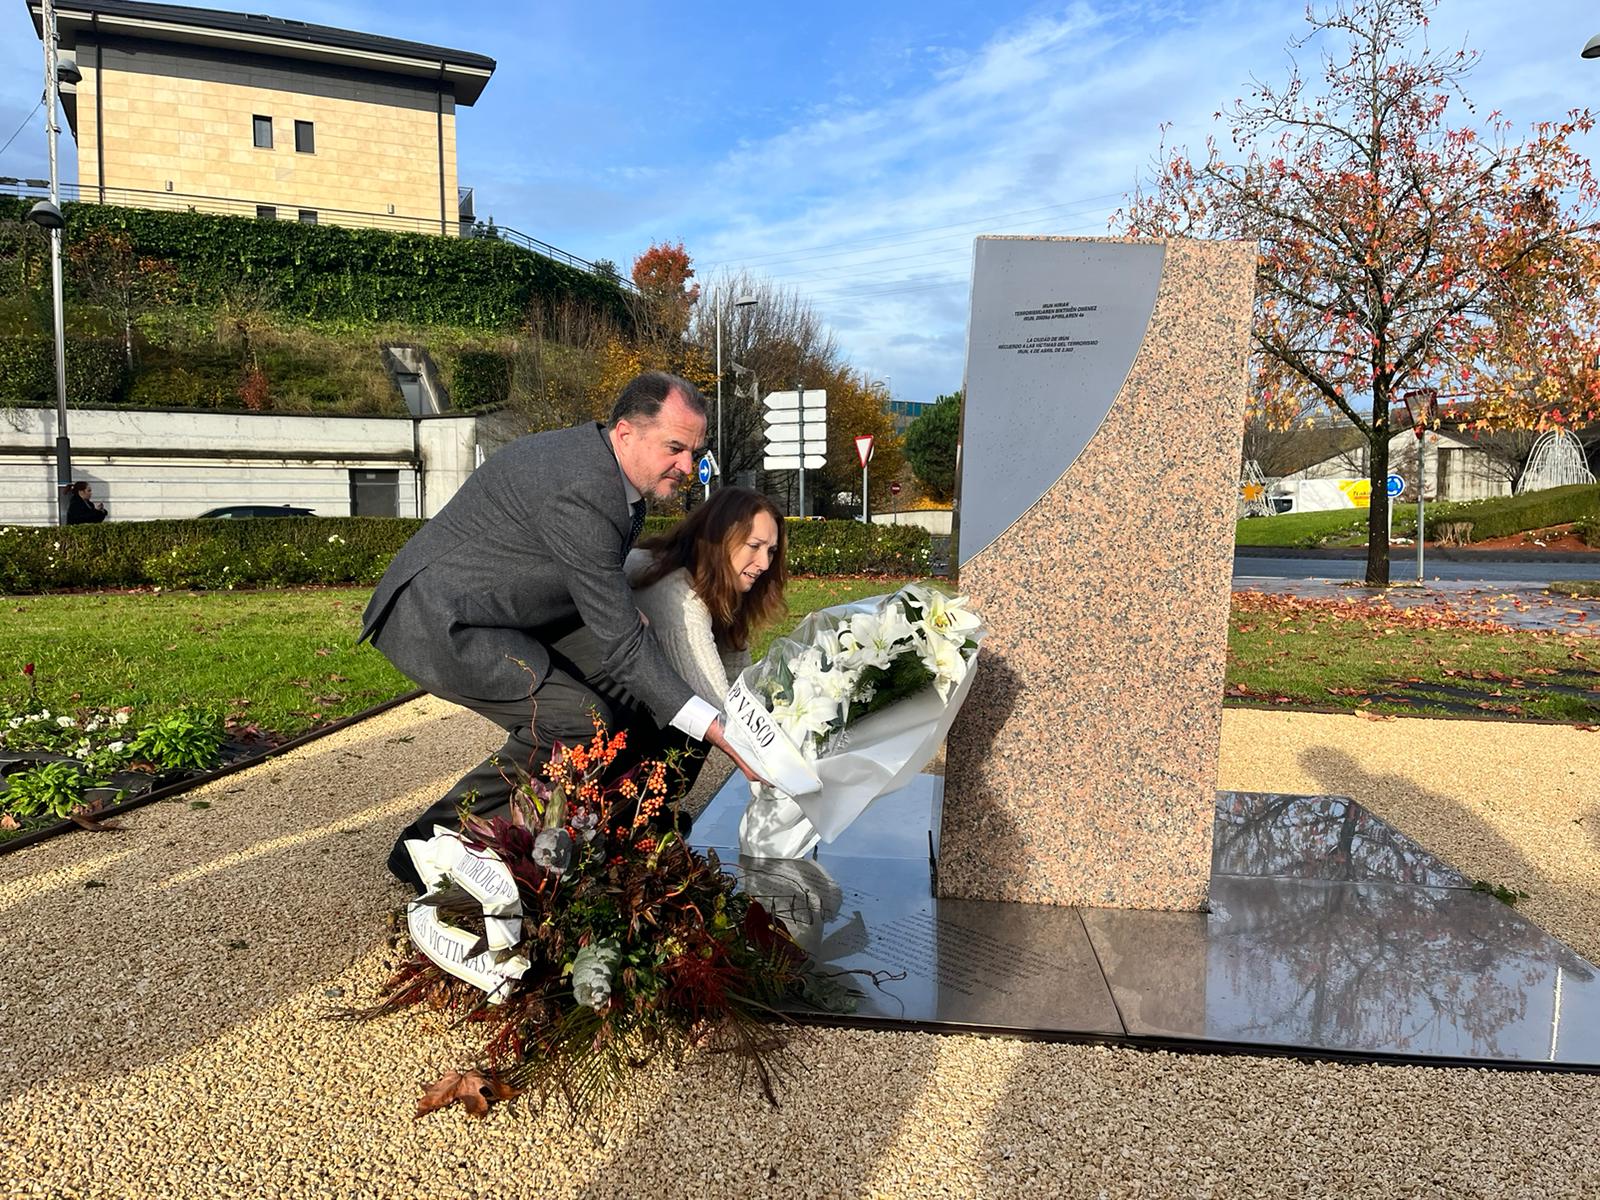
[917,629,968,701]
[113,711,130,726]
[106,740,125,754]
[903,584,982,646]
[57,716,75,728]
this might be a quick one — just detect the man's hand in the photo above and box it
[704,718,770,786]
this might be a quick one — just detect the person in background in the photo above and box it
[64,482,107,525]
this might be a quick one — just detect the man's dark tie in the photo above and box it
[625,499,647,551]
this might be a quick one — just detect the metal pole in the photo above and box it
[43,0,72,526]
[1416,431,1426,582]
[862,462,869,524]
[796,380,805,518]
[713,289,722,496]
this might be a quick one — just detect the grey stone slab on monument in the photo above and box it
[941,235,1257,910]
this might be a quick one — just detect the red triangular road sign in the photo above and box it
[854,435,875,467]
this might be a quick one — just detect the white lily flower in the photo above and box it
[903,583,982,646]
[917,628,968,701]
[839,606,915,671]
[770,677,840,747]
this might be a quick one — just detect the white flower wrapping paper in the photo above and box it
[723,584,985,858]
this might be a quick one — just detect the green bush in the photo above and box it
[1573,517,1598,547]
[1,514,930,594]
[449,348,514,410]
[0,334,130,406]
[1423,485,1600,542]
[0,759,87,820]
[0,199,634,332]
[0,517,422,593]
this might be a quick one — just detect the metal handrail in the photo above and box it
[0,177,634,291]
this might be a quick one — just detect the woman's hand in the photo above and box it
[704,718,770,786]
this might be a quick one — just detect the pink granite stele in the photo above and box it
[941,237,1257,910]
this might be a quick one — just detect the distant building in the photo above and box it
[885,397,932,437]
[25,0,494,235]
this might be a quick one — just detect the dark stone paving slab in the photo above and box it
[694,775,1600,1069]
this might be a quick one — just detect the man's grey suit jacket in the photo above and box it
[359,422,694,726]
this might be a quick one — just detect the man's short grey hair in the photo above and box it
[610,370,707,425]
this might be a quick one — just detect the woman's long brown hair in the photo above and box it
[634,487,788,651]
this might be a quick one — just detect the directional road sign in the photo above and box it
[763,454,827,470]
[697,452,717,486]
[1385,474,1405,498]
[763,389,828,412]
[766,435,828,455]
[764,407,827,425]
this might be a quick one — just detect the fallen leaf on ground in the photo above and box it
[1354,710,1396,721]
[415,1069,519,1119]
[69,812,124,832]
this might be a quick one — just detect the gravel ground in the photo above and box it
[2,698,1597,1200]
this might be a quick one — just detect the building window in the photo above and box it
[297,209,318,225]
[294,120,314,154]
[350,469,399,518]
[252,114,272,149]
[256,205,277,220]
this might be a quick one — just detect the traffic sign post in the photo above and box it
[889,479,901,524]
[855,435,874,523]
[1385,474,1404,546]
[697,451,718,500]
[763,387,827,515]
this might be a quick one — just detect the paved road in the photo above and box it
[1234,553,1600,585]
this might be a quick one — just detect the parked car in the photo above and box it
[197,505,316,519]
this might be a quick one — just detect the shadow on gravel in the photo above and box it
[0,703,498,1094]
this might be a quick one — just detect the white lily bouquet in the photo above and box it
[723,582,985,858]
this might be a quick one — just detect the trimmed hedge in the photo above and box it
[1423,484,1600,542]
[0,334,130,406]
[0,199,634,332]
[0,517,420,593]
[0,515,933,594]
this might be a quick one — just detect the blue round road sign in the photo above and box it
[1385,474,1405,498]
[697,454,714,486]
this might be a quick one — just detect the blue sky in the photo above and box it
[4,1,1600,402]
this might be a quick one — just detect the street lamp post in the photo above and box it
[29,0,72,526]
[1583,33,1600,58]
[713,289,756,494]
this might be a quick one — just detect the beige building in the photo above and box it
[28,0,495,234]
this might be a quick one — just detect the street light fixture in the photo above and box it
[713,290,757,493]
[26,200,64,230]
[1584,33,1600,59]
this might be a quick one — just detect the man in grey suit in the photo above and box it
[361,370,762,888]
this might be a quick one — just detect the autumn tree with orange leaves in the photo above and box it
[1119,0,1600,585]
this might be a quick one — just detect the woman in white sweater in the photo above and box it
[626,487,788,798]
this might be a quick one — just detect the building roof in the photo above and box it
[27,0,496,105]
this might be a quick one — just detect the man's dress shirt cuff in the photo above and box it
[671,695,719,741]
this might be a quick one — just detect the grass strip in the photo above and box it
[1228,592,1600,721]
[1,578,905,738]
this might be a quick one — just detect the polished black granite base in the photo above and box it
[692,776,1600,1070]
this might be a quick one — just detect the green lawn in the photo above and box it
[5,580,1594,738]
[1228,592,1600,721]
[2,578,911,737]
[1234,505,1416,547]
